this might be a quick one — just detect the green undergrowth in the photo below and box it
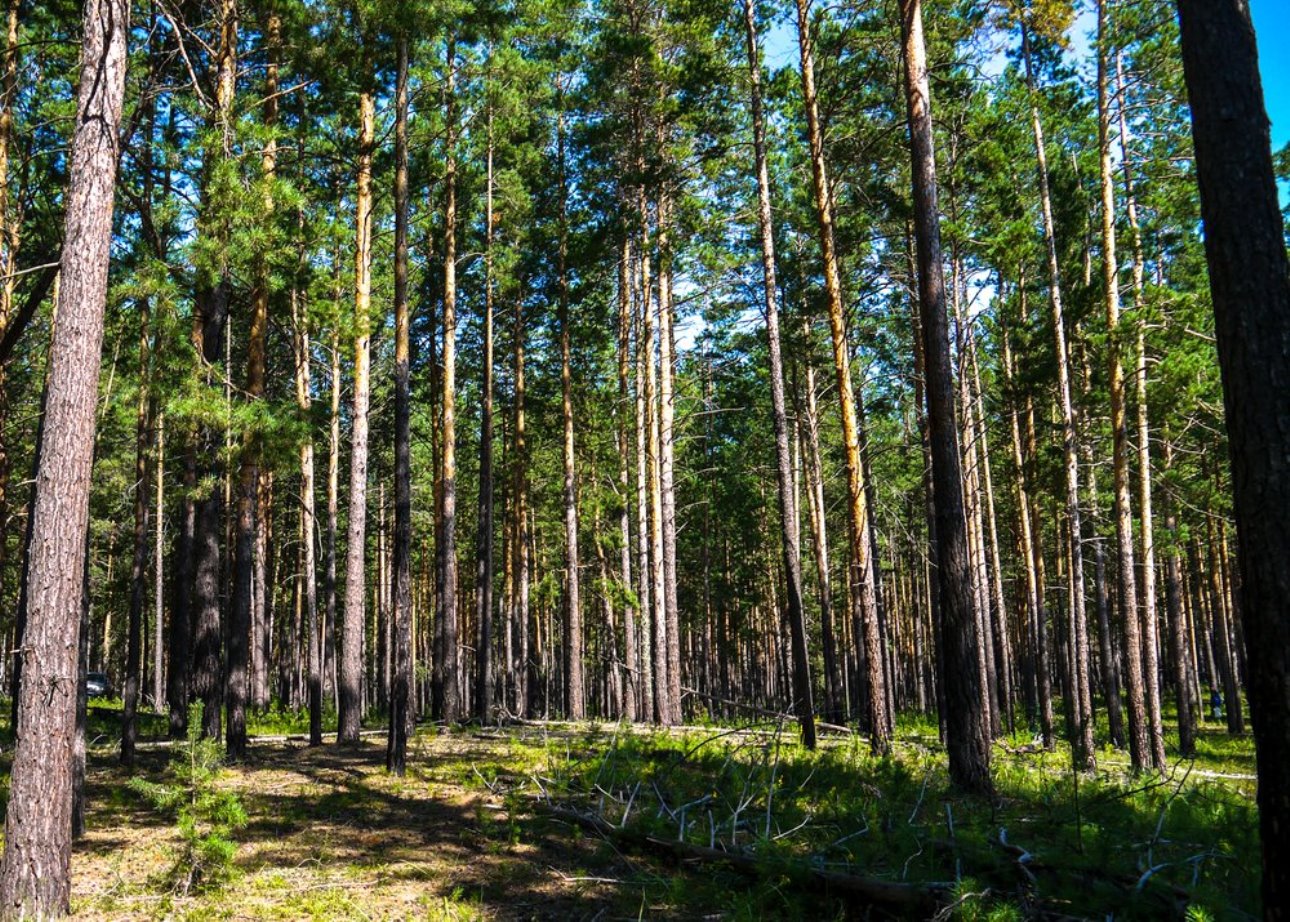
[525,719,1259,919]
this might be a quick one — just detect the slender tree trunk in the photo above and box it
[122,299,152,767]
[798,325,841,722]
[656,191,682,726]
[0,0,128,909]
[556,104,583,720]
[123,41,158,762]
[1115,49,1166,769]
[634,251,654,721]
[743,0,815,748]
[1097,0,1156,771]
[900,0,990,793]
[1207,513,1244,735]
[617,235,638,722]
[969,341,1014,733]
[154,416,165,710]
[473,86,496,724]
[339,63,375,745]
[325,318,340,706]
[439,40,461,724]
[294,282,321,745]
[511,291,529,717]
[227,7,277,759]
[388,34,414,768]
[795,0,888,752]
[1162,435,1196,756]
[1022,23,1094,768]
[1085,453,1125,748]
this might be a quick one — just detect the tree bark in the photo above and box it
[1175,0,1290,907]
[743,0,816,748]
[228,6,277,759]
[1022,22,1094,768]
[473,83,496,724]
[556,103,583,720]
[437,40,461,724]
[900,0,991,794]
[339,62,374,744]
[388,34,414,768]
[0,0,128,910]
[617,234,638,722]
[656,191,682,726]
[1096,0,1155,772]
[794,0,888,752]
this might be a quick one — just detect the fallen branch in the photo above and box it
[543,805,944,915]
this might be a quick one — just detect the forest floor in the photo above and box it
[1,710,1264,920]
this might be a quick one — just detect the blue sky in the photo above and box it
[762,1,1288,153]
[1251,0,1289,152]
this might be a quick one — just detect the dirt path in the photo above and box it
[71,730,722,920]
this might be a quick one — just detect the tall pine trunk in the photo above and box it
[228,8,278,759]
[388,34,414,768]
[0,0,128,909]
[437,40,461,723]
[1096,0,1156,772]
[794,0,888,752]
[473,88,496,723]
[1022,23,1094,768]
[339,62,375,744]
[743,0,816,748]
[900,0,990,794]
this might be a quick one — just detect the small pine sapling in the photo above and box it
[129,704,247,893]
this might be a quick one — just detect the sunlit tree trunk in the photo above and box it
[0,0,128,909]
[473,85,496,724]
[1022,22,1094,768]
[617,235,638,721]
[438,40,461,723]
[1096,0,1155,772]
[656,190,682,726]
[556,103,583,720]
[744,0,815,747]
[795,0,888,752]
[339,60,375,744]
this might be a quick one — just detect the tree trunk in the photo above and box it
[228,7,277,759]
[617,234,637,722]
[473,86,496,724]
[388,34,414,769]
[798,323,842,723]
[1162,436,1196,756]
[900,0,991,794]
[656,191,682,726]
[634,245,654,721]
[154,415,165,711]
[743,0,816,748]
[438,40,461,724]
[512,290,530,717]
[0,0,128,909]
[1175,0,1290,905]
[122,297,152,767]
[795,0,888,752]
[1022,23,1094,768]
[1096,0,1155,772]
[556,104,583,720]
[339,64,374,745]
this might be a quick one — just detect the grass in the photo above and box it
[0,701,1264,919]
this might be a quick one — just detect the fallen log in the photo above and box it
[543,805,944,917]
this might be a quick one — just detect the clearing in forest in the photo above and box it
[66,720,1258,920]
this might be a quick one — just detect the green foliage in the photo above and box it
[128,705,248,894]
